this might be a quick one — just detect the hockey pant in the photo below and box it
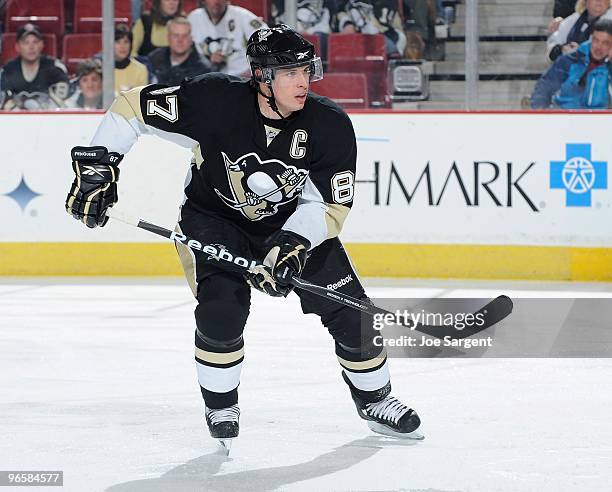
[176,208,389,409]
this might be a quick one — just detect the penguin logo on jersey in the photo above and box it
[214,152,308,221]
[203,36,235,57]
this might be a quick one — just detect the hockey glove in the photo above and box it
[246,264,288,297]
[246,230,310,297]
[65,146,123,228]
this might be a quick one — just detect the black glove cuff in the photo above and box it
[71,146,108,162]
[71,145,124,167]
[273,230,311,251]
[100,152,124,166]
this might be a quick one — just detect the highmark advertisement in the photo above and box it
[346,113,612,247]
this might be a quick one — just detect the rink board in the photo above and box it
[0,111,611,279]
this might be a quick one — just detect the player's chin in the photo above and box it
[293,94,307,107]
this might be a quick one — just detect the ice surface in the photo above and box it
[1,278,612,492]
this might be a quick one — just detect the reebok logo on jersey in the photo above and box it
[296,51,309,60]
[327,274,353,290]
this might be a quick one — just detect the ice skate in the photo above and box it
[343,372,424,440]
[205,404,240,455]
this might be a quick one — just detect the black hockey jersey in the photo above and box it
[90,73,356,247]
[0,56,69,108]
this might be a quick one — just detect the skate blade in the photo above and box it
[216,438,233,456]
[367,421,425,440]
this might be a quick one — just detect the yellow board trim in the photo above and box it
[0,243,181,276]
[0,242,611,281]
[344,243,612,282]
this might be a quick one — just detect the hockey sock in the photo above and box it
[340,359,391,392]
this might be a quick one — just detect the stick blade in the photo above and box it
[418,295,514,340]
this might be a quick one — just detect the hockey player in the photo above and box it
[65,24,423,450]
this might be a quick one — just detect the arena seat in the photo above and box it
[230,0,270,21]
[327,33,388,107]
[1,33,57,66]
[62,34,102,74]
[73,0,132,33]
[300,33,322,58]
[327,33,385,69]
[184,0,202,12]
[142,0,200,14]
[4,0,65,37]
[311,73,369,109]
[65,0,75,28]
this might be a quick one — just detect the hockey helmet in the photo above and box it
[247,24,323,84]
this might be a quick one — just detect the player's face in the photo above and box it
[168,23,192,55]
[160,0,180,16]
[16,35,44,63]
[590,30,612,61]
[114,37,131,61]
[79,72,103,99]
[271,65,311,114]
[587,0,610,17]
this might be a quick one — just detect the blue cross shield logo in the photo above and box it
[550,143,607,207]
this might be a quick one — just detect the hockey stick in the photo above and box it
[108,210,513,340]
[290,277,512,340]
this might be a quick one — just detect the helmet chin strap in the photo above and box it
[253,79,286,120]
[266,84,286,121]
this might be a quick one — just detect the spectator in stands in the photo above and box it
[114,23,150,93]
[133,0,143,24]
[554,0,579,19]
[149,17,211,85]
[547,0,612,62]
[337,0,406,57]
[532,19,612,109]
[132,0,184,57]
[404,0,438,59]
[0,24,69,110]
[271,0,335,59]
[188,0,267,76]
[65,59,103,110]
